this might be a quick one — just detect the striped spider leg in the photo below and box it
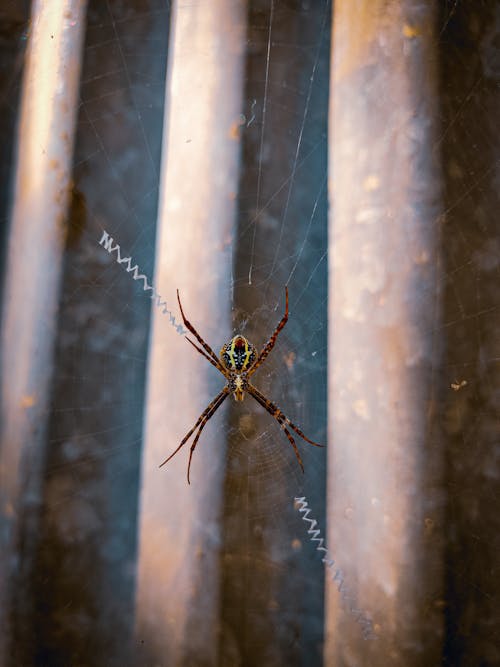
[246,383,323,473]
[159,291,231,484]
[176,289,226,374]
[246,287,323,470]
[247,286,289,377]
[159,386,230,484]
[160,287,323,484]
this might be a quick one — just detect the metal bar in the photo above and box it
[219,2,330,663]
[0,1,87,664]
[134,1,246,665]
[326,1,444,664]
[438,2,500,664]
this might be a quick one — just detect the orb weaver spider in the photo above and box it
[160,287,324,483]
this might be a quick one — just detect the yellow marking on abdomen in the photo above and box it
[229,336,251,371]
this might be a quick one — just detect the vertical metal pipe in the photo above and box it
[439,2,500,664]
[326,1,444,664]
[220,3,330,664]
[134,1,245,665]
[0,1,87,663]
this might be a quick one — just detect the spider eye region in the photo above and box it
[220,335,256,371]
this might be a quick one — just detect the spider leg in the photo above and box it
[280,424,305,473]
[177,289,223,368]
[159,387,229,468]
[185,336,226,374]
[248,383,324,448]
[187,389,230,484]
[248,385,305,471]
[248,287,288,376]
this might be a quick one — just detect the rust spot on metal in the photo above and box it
[20,395,36,408]
[424,517,435,533]
[353,399,369,420]
[363,174,380,191]
[451,379,467,391]
[65,183,86,247]
[403,23,421,38]
[415,250,430,264]
[228,119,242,140]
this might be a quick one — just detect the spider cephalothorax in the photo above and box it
[160,287,324,483]
[228,370,249,402]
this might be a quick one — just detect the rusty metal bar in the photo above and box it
[134,1,246,665]
[326,1,444,665]
[0,1,87,664]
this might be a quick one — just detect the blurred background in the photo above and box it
[0,0,498,666]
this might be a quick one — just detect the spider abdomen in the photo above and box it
[220,335,256,372]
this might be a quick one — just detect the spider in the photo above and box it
[160,287,324,483]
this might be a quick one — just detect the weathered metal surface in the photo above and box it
[134,1,246,665]
[439,2,500,665]
[219,2,330,665]
[326,1,444,665]
[27,3,171,665]
[0,1,87,664]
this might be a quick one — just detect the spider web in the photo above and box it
[1,0,499,665]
